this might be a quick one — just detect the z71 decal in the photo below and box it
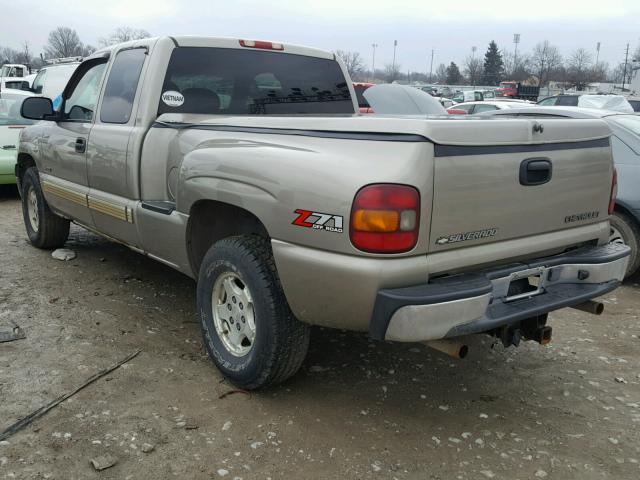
[292,209,343,233]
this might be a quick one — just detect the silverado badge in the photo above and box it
[436,228,498,245]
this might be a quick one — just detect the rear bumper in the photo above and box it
[370,243,630,342]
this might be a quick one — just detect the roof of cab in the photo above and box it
[91,36,335,61]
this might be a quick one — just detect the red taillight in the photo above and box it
[447,109,467,115]
[609,168,617,215]
[350,184,420,253]
[239,39,284,50]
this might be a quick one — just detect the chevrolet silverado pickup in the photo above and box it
[17,36,629,389]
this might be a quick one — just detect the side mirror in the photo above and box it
[21,97,55,120]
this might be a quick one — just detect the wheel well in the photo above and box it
[187,200,269,276]
[16,154,36,190]
[614,202,640,228]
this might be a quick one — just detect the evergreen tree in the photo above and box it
[481,41,504,85]
[445,62,463,85]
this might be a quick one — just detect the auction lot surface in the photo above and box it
[1,186,639,480]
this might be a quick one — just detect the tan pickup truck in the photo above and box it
[17,36,629,389]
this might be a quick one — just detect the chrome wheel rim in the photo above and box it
[27,188,39,233]
[609,225,625,245]
[212,272,256,357]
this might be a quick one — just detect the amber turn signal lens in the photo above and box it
[352,209,399,232]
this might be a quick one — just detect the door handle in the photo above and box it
[75,137,86,153]
[520,158,552,186]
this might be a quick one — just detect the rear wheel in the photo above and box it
[197,235,310,389]
[609,211,640,278]
[21,167,70,249]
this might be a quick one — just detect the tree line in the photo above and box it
[337,40,640,89]
[0,26,150,68]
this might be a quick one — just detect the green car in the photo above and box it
[0,91,34,185]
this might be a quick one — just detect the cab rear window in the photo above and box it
[158,47,354,115]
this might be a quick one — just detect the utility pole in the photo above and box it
[392,40,398,75]
[371,43,378,82]
[471,46,477,88]
[513,33,520,77]
[622,42,630,90]
[595,41,601,66]
[429,49,434,84]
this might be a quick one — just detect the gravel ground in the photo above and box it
[0,185,639,480]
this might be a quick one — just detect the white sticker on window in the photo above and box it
[161,91,184,107]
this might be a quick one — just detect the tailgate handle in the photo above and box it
[520,158,552,186]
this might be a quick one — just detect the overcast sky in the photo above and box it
[1,0,639,72]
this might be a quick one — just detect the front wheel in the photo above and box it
[21,167,70,249]
[197,235,310,389]
[609,211,640,278]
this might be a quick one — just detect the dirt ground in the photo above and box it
[0,185,639,480]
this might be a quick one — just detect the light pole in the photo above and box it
[392,40,398,79]
[471,46,477,88]
[596,41,601,66]
[371,43,378,82]
[513,33,521,77]
[429,48,434,84]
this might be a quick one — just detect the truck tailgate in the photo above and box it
[428,118,613,252]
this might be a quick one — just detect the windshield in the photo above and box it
[499,82,516,89]
[608,115,640,136]
[159,47,353,115]
[0,95,35,126]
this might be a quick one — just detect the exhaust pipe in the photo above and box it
[424,339,469,359]
[571,300,604,315]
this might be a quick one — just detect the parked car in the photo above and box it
[479,105,640,277]
[0,89,34,185]
[30,58,82,107]
[362,84,446,115]
[353,82,374,113]
[626,97,640,112]
[0,63,34,92]
[496,81,540,101]
[452,90,485,103]
[446,100,524,114]
[18,36,628,389]
[537,94,634,113]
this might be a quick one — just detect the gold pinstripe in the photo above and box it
[42,180,133,224]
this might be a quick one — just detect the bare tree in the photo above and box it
[590,61,609,83]
[335,50,366,80]
[530,40,562,87]
[44,27,84,58]
[99,27,151,47]
[463,55,482,86]
[434,63,447,83]
[0,46,19,64]
[383,62,402,83]
[502,50,531,82]
[566,48,593,90]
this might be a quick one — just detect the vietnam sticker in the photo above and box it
[161,91,184,107]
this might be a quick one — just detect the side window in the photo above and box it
[473,104,498,113]
[474,92,483,101]
[611,136,639,165]
[556,96,578,106]
[64,62,107,122]
[100,48,147,124]
[32,70,46,94]
[538,97,556,106]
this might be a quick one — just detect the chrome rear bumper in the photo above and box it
[370,243,630,342]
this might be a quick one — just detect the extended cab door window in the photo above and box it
[63,62,107,122]
[32,70,46,94]
[100,48,146,124]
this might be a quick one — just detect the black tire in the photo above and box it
[21,167,70,249]
[610,211,640,278]
[197,235,310,390]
